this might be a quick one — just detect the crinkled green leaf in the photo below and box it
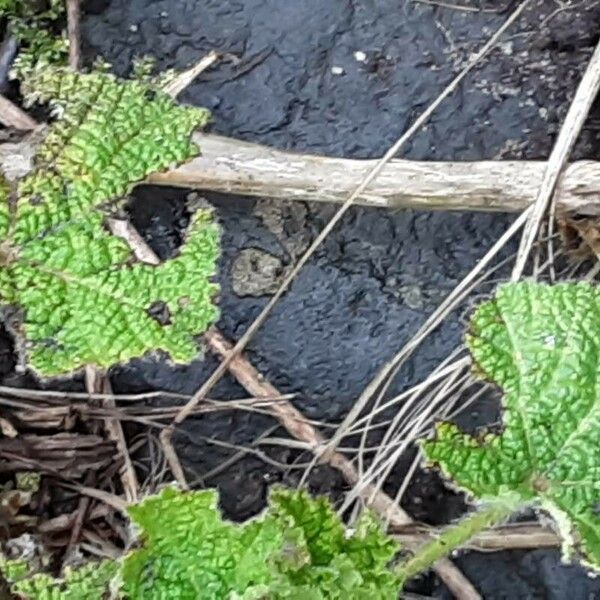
[0,0,67,77]
[121,487,283,599]
[123,487,401,600]
[2,488,402,599]
[267,488,401,599]
[0,69,218,376]
[122,488,282,600]
[423,282,600,568]
[1,558,117,599]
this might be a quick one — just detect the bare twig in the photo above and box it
[66,0,82,70]
[147,133,600,215]
[38,504,110,534]
[512,39,600,278]
[0,94,38,130]
[107,218,160,265]
[162,51,220,98]
[65,475,93,555]
[84,366,139,504]
[59,483,128,514]
[8,126,600,216]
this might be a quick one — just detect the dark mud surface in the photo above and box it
[20,0,599,597]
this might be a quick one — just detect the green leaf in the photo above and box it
[423,282,600,569]
[122,486,400,599]
[2,488,402,599]
[0,69,218,376]
[268,488,401,599]
[0,0,67,77]
[1,558,117,599]
[121,487,283,599]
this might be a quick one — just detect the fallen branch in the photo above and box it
[5,127,600,216]
[0,94,37,130]
[148,132,600,215]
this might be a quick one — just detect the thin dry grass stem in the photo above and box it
[387,453,421,527]
[66,0,81,70]
[0,385,190,402]
[411,0,491,11]
[38,504,111,534]
[340,365,469,513]
[178,429,313,472]
[84,366,139,504]
[317,208,531,471]
[512,39,600,279]
[585,262,600,280]
[354,348,467,478]
[81,530,122,560]
[369,368,472,491]
[0,94,38,130]
[135,431,171,492]
[195,424,281,483]
[331,222,557,482]
[200,328,479,600]
[349,352,466,488]
[367,373,474,506]
[349,241,563,527]
[59,483,128,514]
[164,8,532,526]
[546,218,558,282]
[344,357,469,438]
[162,51,221,98]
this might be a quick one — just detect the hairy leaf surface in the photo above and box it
[0,558,117,599]
[0,69,218,375]
[424,282,600,568]
[2,487,400,599]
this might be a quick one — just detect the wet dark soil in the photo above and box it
[6,0,600,597]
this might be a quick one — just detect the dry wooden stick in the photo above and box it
[148,133,600,215]
[202,328,480,599]
[84,366,139,504]
[7,129,600,216]
[162,51,220,99]
[38,503,110,534]
[0,94,38,130]
[66,0,82,70]
[65,474,93,553]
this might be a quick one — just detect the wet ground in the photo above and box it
[9,0,600,597]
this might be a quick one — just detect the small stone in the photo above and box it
[231,248,284,297]
[400,285,424,310]
[331,66,344,76]
[353,51,367,63]
[129,24,138,32]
